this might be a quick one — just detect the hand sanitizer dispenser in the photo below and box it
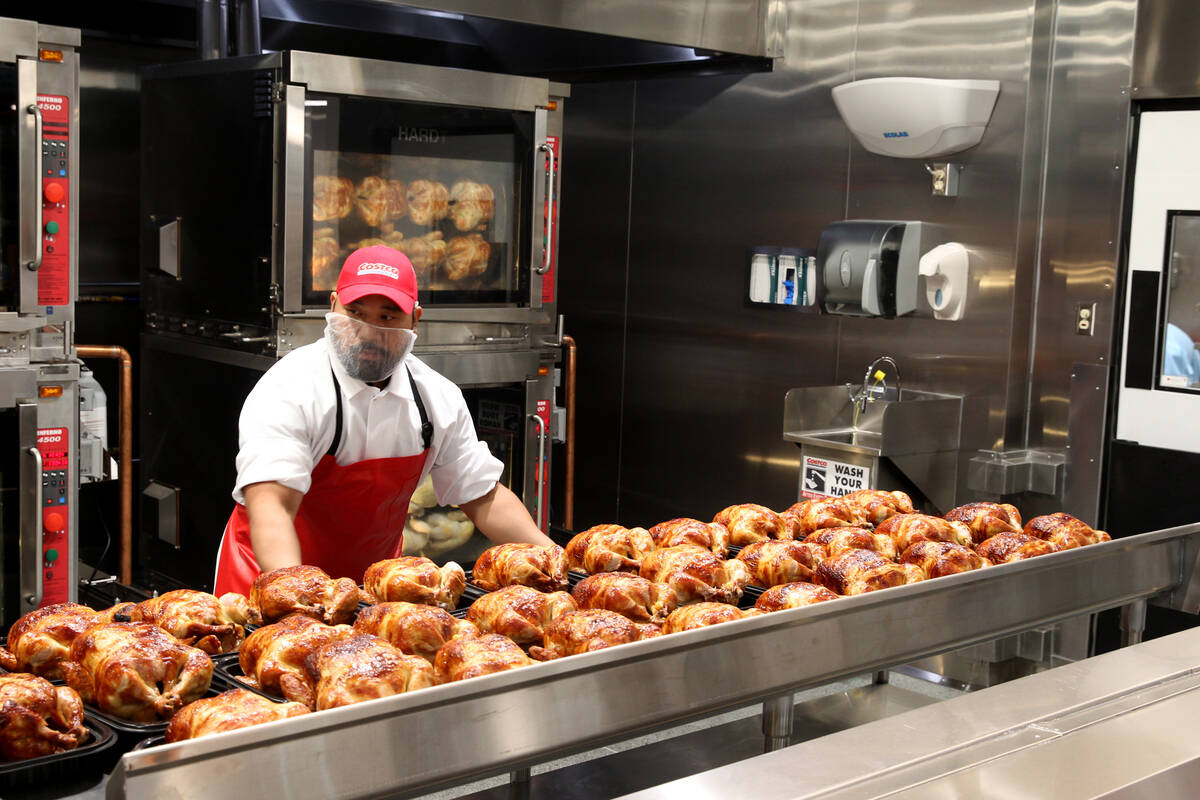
[918,242,969,321]
[817,221,924,318]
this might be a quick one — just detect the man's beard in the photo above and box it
[324,313,417,382]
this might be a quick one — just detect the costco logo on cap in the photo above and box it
[336,245,418,312]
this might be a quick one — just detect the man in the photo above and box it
[214,245,554,594]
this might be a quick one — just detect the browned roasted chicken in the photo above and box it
[781,497,869,539]
[661,602,757,634]
[472,543,569,592]
[395,231,447,275]
[529,609,659,660]
[307,633,439,710]
[803,528,897,561]
[434,633,535,682]
[448,180,495,231]
[164,689,310,743]
[564,524,657,574]
[812,549,924,596]
[975,532,1058,564]
[875,513,973,552]
[647,518,731,556]
[839,489,915,526]
[465,585,577,648]
[353,601,479,664]
[362,556,467,611]
[131,590,247,655]
[406,179,449,226]
[311,228,342,290]
[238,615,353,709]
[899,540,990,579]
[736,540,827,587]
[0,602,127,680]
[355,176,407,227]
[754,582,840,612]
[250,565,360,626]
[313,175,354,221]
[61,622,213,722]
[0,673,88,760]
[638,545,751,605]
[713,503,787,545]
[1023,513,1112,550]
[444,234,491,280]
[571,572,678,624]
[944,502,1023,544]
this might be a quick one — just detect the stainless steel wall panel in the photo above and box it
[1132,0,1200,99]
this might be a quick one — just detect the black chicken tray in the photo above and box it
[0,715,117,792]
[738,585,765,610]
[212,661,291,705]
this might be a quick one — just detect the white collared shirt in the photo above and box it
[233,338,503,507]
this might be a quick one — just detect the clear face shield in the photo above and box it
[324,312,417,383]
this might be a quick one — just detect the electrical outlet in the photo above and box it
[1075,303,1097,335]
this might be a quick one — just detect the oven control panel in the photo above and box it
[37,94,70,308]
[37,427,70,606]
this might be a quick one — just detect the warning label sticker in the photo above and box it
[801,455,870,499]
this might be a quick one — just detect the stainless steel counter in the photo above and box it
[107,523,1200,800]
[621,617,1200,799]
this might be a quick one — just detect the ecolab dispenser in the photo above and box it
[817,220,924,318]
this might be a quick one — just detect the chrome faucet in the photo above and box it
[846,356,901,421]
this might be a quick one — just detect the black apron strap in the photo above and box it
[407,366,434,451]
[327,367,344,458]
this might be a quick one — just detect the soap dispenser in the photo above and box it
[918,242,969,321]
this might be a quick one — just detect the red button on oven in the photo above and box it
[43,510,65,533]
[43,182,65,203]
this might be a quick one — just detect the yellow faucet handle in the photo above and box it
[873,370,886,382]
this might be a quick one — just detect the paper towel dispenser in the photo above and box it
[817,220,924,318]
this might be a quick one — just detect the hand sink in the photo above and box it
[782,386,962,456]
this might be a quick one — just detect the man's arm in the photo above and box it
[459,483,556,546]
[244,481,305,572]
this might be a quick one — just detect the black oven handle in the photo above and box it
[536,141,557,276]
[18,400,43,612]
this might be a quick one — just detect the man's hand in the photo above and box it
[459,483,555,547]
[244,481,305,572]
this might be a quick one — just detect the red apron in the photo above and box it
[214,365,433,595]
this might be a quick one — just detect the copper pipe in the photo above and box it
[562,335,576,530]
[76,345,133,584]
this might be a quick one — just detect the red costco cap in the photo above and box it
[335,246,418,313]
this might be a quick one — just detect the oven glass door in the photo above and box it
[303,92,534,308]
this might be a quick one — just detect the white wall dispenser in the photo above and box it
[817,221,924,318]
[918,242,969,321]
[831,77,1001,159]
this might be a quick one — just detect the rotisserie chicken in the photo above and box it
[647,518,731,556]
[944,502,1023,544]
[803,528,897,561]
[131,590,247,655]
[571,572,678,624]
[754,582,840,612]
[465,585,577,649]
[638,545,751,605]
[395,231,447,275]
[838,490,915,526]
[975,532,1058,564]
[355,176,407,227]
[448,180,495,231]
[471,543,569,592]
[564,524,657,574]
[875,513,973,552]
[434,633,535,682]
[661,602,757,634]
[0,602,129,680]
[61,622,213,722]
[781,497,869,538]
[712,504,787,545]
[1023,513,1112,550]
[307,633,439,710]
[353,601,479,664]
[406,179,449,226]
[361,556,467,611]
[311,228,342,290]
[238,614,353,709]
[250,565,360,626]
[164,688,309,743]
[529,609,659,660]
[736,540,827,587]
[444,234,491,281]
[313,175,354,221]
[0,673,88,760]
[812,549,924,596]
[899,540,990,579]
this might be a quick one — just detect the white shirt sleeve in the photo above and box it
[427,381,504,507]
